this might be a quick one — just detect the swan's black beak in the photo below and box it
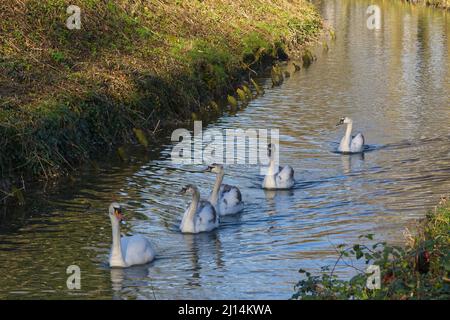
[336,118,344,126]
[114,207,124,222]
[203,165,213,172]
[179,187,187,195]
[267,144,273,157]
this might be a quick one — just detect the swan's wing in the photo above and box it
[123,235,155,265]
[350,133,365,153]
[277,166,294,187]
[120,236,129,258]
[219,184,242,205]
[196,200,218,225]
[218,184,244,215]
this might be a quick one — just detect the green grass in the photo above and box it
[0,0,322,200]
[292,198,450,300]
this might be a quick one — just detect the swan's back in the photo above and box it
[218,184,244,215]
[350,133,365,153]
[122,234,155,266]
[262,165,295,189]
[276,165,295,189]
[195,200,219,232]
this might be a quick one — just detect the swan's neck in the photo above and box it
[263,154,279,189]
[340,122,353,151]
[183,190,200,227]
[110,219,126,267]
[210,171,224,206]
[267,154,278,175]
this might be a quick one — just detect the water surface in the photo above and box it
[0,0,449,299]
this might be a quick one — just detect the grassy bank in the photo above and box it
[0,0,322,201]
[292,197,450,299]
[404,0,449,9]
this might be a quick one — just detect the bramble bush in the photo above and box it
[292,198,450,300]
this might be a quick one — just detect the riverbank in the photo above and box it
[292,197,450,300]
[404,0,449,9]
[0,0,322,204]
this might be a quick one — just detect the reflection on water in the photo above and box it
[0,0,449,299]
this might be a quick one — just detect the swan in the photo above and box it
[108,202,156,268]
[262,143,295,189]
[336,117,365,153]
[204,163,244,216]
[179,184,219,233]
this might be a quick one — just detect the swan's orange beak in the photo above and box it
[114,208,124,222]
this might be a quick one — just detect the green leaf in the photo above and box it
[356,250,364,260]
[227,95,238,109]
[236,88,247,102]
[11,186,25,205]
[242,85,253,99]
[210,101,220,112]
[133,128,149,148]
[117,146,127,162]
[250,78,264,95]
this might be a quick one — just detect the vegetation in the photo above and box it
[292,197,450,300]
[0,0,322,200]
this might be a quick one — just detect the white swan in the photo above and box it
[336,117,365,153]
[108,202,156,268]
[262,143,295,189]
[205,164,244,216]
[179,184,219,233]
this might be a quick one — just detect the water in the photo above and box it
[0,0,449,299]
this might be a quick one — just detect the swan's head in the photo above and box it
[109,202,124,223]
[179,184,198,195]
[204,163,224,174]
[336,117,352,126]
[267,143,276,157]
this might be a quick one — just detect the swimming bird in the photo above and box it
[204,164,244,216]
[179,184,219,233]
[336,117,365,153]
[262,143,295,189]
[108,202,156,268]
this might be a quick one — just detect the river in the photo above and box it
[0,0,449,299]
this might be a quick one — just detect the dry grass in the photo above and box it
[0,0,321,110]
